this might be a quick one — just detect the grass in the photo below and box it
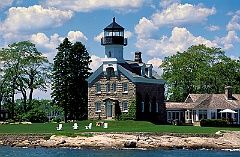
[0,120,239,134]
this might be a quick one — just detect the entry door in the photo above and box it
[106,101,112,118]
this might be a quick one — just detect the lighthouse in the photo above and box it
[101,17,127,63]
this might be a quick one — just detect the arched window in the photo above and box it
[106,67,114,77]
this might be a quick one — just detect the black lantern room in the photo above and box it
[101,17,127,46]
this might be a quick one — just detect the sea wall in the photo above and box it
[0,131,239,150]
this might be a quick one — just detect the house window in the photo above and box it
[96,83,101,93]
[96,102,101,112]
[106,82,110,93]
[106,67,114,77]
[199,110,207,120]
[156,103,158,112]
[145,68,148,76]
[122,101,128,112]
[141,102,144,112]
[149,102,152,112]
[122,83,128,93]
[112,82,116,92]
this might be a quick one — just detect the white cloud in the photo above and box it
[94,32,104,42]
[0,0,14,9]
[0,5,73,34]
[42,0,148,13]
[227,10,240,30]
[147,57,163,75]
[213,31,240,50]
[63,31,88,43]
[159,0,180,8]
[230,55,239,60]
[136,27,218,57]
[134,17,158,39]
[30,31,89,62]
[151,3,216,27]
[205,25,220,31]
[89,55,102,72]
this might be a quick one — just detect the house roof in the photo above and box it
[166,93,240,109]
[87,60,166,85]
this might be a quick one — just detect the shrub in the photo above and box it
[5,119,15,123]
[52,116,63,123]
[128,98,136,120]
[22,108,48,123]
[200,119,228,127]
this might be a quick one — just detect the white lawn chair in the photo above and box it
[103,122,108,129]
[73,123,78,130]
[56,124,63,131]
[85,123,92,129]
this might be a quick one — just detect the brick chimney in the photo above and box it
[134,52,142,63]
[225,86,233,100]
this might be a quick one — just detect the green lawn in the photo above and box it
[0,120,239,134]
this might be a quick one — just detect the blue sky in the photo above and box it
[0,0,240,99]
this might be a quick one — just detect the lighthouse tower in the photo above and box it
[101,17,127,64]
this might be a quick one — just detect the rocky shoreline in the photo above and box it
[0,130,240,150]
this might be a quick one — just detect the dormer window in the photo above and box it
[106,67,114,77]
[145,68,148,76]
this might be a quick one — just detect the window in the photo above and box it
[145,68,149,76]
[122,83,128,93]
[96,83,101,93]
[156,103,158,112]
[106,67,114,77]
[106,82,110,93]
[96,102,101,112]
[199,110,207,120]
[141,102,144,112]
[112,82,116,92]
[122,101,128,112]
[149,102,152,112]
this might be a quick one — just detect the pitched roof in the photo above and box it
[166,93,240,109]
[87,61,166,85]
[104,17,124,31]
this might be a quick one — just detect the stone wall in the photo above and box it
[88,71,136,120]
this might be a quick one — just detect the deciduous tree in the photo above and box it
[160,44,240,102]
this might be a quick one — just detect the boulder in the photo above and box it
[124,140,136,148]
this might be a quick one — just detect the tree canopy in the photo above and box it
[0,41,51,119]
[51,38,92,122]
[160,44,240,102]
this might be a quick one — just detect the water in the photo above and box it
[0,146,240,157]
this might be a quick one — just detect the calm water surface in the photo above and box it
[0,146,240,157]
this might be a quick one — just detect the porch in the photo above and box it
[167,109,240,125]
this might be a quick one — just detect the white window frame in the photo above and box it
[96,83,101,93]
[95,102,101,112]
[122,101,128,112]
[122,83,128,93]
[156,102,158,112]
[106,82,110,93]
[141,102,144,112]
[112,82,116,92]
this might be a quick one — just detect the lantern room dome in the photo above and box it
[104,17,124,31]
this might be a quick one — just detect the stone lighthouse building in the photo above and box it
[87,18,166,123]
